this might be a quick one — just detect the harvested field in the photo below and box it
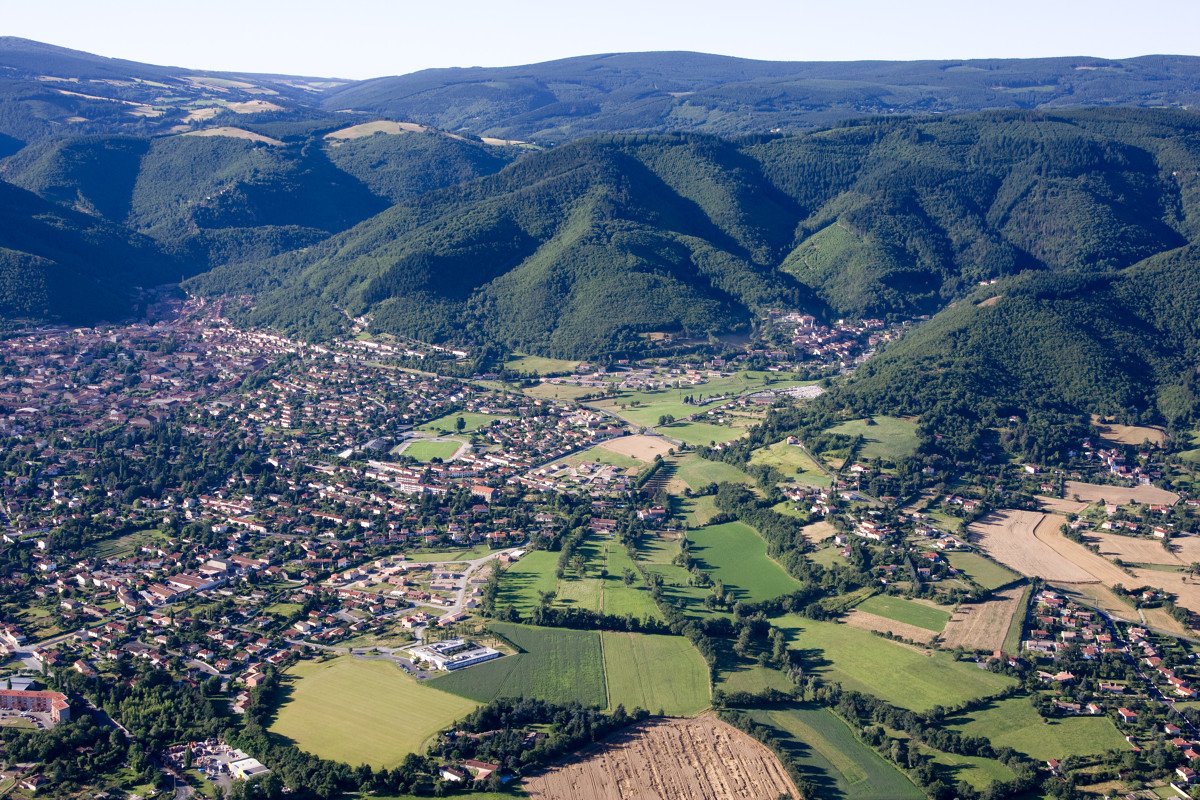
[801,520,838,544]
[1129,569,1200,617]
[1085,531,1181,565]
[180,126,282,145]
[522,715,797,800]
[939,586,1025,652]
[1092,416,1168,446]
[844,609,937,644]
[597,435,674,461]
[325,120,427,138]
[1036,496,1089,515]
[1063,480,1178,506]
[1167,533,1200,562]
[972,511,1094,582]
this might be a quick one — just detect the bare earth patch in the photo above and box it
[597,435,675,461]
[1037,496,1089,515]
[939,586,1024,652]
[801,520,837,544]
[181,127,283,145]
[844,609,938,645]
[1063,480,1178,506]
[325,120,428,139]
[1091,416,1168,446]
[522,715,798,800]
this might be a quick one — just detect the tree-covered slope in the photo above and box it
[0,180,195,322]
[322,52,1200,143]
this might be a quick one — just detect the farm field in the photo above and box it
[523,381,598,401]
[504,353,581,374]
[271,657,477,768]
[1086,531,1183,565]
[749,704,923,800]
[679,493,720,526]
[399,440,461,462]
[555,576,604,611]
[417,412,509,434]
[559,445,641,471]
[601,632,710,716]
[855,594,951,632]
[1036,495,1089,515]
[970,510,1130,584]
[828,416,920,463]
[947,697,1129,759]
[1063,480,1179,506]
[749,441,831,486]
[430,623,607,707]
[920,747,1016,790]
[660,419,750,446]
[403,545,491,562]
[521,716,798,800]
[1092,416,1168,446]
[770,615,1016,711]
[602,544,663,620]
[1128,567,1200,617]
[801,520,838,543]
[688,522,802,602]
[715,660,794,695]
[843,609,938,644]
[669,453,754,491]
[945,552,1021,590]
[939,585,1027,652]
[595,434,674,461]
[495,551,559,614]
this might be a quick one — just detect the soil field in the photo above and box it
[1036,496,1089,515]
[844,609,938,644]
[1086,531,1182,565]
[1063,480,1179,506]
[939,586,1026,652]
[972,511,1131,585]
[801,520,838,544]
[1092,416,1168,446]
[597,435,674,461]
[521,716,798,800]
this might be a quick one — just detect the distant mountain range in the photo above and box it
[3,38,1200,438]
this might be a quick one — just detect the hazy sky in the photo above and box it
[6,0,1199,79]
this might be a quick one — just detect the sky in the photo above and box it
[5,0,1200,79]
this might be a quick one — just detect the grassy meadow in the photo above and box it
[601,631,710,715]
[947,697,1129,759]
[687,522,802,603]
[828,415,920,463]
[855,595,951,632]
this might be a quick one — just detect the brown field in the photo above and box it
[1063,481,1178,506]
[972,511,1095,582]
[1036,496,1089,515]
[1139,605,1190,637]
[324,120,428,139]
[1167,533,1200,563]
[939,586,1025,652]
[1129,569,1200,617]
[1054,584,1137,620]
[181,127,282,145]
[598,435,675,461]
[977,295,1002,307]
[1092,416,1168,446]
[1085,531,1181,565]
[801,520,838,544]
[844,609,938,644]
[522,716,798,800]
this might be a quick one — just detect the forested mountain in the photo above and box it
[322,52,1200,143]
[185,109,1200,360]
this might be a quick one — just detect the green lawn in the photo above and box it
[688,521,802,603]
[401,440,462,462]
[749,704,923,800]
[271,657,478,768]
[601,631,710,716]
[770,615,1016,711]
[496,551,559,614]
[430,622,607,708]
[947,697,1129,759]
[661,420,750,446]
[672,454,754,491]
[561,445,643,470]
[828,416,920,464]
[946,552,1021,590]
[750,441,832,487]
[404,546,492,562]
[505,353,581,375]
[417,412,510,434]
[921,747,1016,790]
[855,595,951,632]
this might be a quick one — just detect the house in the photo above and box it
[1117,707,1138,723]
[440,766,468,782]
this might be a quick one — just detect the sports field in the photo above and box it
[270,657,478,768]
[749,704,923,800]
[602,632,710,716]
[688,522,802,602]
[770,615,1016,711]
[401,440,461,462]
[947,697,1129,759]
[828,416,919,463]
[855,595,951,632]
[430,622,607,707]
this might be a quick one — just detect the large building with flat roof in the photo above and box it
[0,689,70,724]
[408,639,502,671]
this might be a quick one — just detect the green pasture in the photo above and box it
[947,697,1129,760]
[417,412,509,434]
[750,441,832,487]
[687,522,802,603]
[946,552,1021,590]
[855,595,951,632]
[828,415,920,464]
[601,631,710,716]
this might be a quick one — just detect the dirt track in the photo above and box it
[939,586,1025,652]
[522,716,798,800]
